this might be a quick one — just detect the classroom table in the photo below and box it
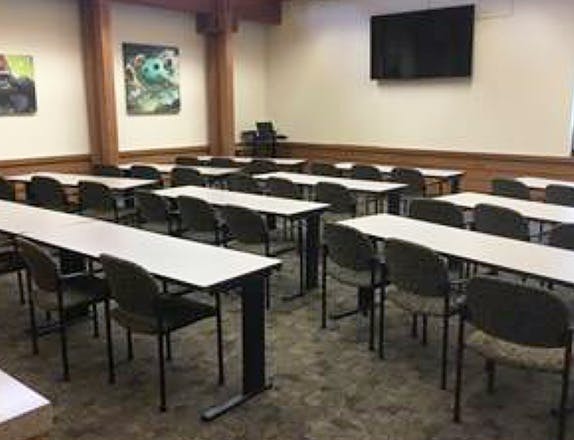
[335,162,464,193]
[155,185,329,293]
[197,156,307,170]
[119,163,240,183]
[255,171,407,214]
[436,192,574,224]
[516,176,574,191]
[0,368,52,440]
[6,172,156,191]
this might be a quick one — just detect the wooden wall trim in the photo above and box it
[277,142,574,192]
[0,154,92,176]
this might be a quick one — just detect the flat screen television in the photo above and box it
[371,5,475,79]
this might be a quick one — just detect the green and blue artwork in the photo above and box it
[123,43,180,115]
[0,54,37,115]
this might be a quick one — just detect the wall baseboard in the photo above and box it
[277,142,574,192]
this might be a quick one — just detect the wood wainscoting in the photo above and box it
[277,142,574,192]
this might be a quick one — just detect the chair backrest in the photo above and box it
[220,205,267,245]
[29,176,67,210]
[350,164,382,181]
[409,198,464,228]
[390,167,425,195]
[324,223,376,272]
[474,203,529,241]
[549,224,574,251]
[175,156,200,166]
[227,173,262,194]
[267,177,301,199]
[177,196,217,234]
[546,185,574,207]
[316,182,356,214]
[309,162,340,177]
[171,167,204,187]
[130,165,162,181]
[100,254,160,318]
[0,177,15,201]
[135,191,170,223]
[93,164,123,177]
[79,181,115,213]
[209,157,235,168]
[243,159,279,175]
[465,276,570,348]
[384,238,449,298]
[491,178,530,200]
[16,238,59,292]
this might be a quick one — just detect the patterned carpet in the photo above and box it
[0,249,571,440]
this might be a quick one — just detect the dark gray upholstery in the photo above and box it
[474,203,529,241]
[546,185,574,207]
[79,181,136,223]
[135,191,174,234]
[177,196,222,244]
[93,164,123,177]
[549,224,574,251]
[491,178,530,200]
[29,176,72,211]
[409,198,464,228]
[243,159,279,175]
[351,164,382,181]
[316,182,356,215]
[175,156,201,166]
[209,157,235,168]
[0,177,15,201]
[220,205,267,245]
[130,165,162,188]
[324,223,376,273]
[267,177,301,199]
[309,162,340,177]
[227,173,262,194]
[171,167,204,187]
[390,167,425,197]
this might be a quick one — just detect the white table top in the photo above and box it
[436,192,574,224]
[0,200,93,235]
[516,176,574,191]
[341,214,574,286]
[197,156,307,166]
[7,172,156,190]
[120,163,240,177]
[23,221,281,289]
[0,369,51,440]
[155,185,328,218]
[336,162,464,179]
[256,172,406,195]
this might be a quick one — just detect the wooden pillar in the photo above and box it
[79,0,119,165]
[200,0,236,157]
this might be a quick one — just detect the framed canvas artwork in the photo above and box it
[0,54,37,115]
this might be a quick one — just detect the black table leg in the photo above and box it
[202,272,270,421]
[305,214,320,290]
[387,192,401,215]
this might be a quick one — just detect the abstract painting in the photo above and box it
[0,54,37,115]
[123,43,180,115]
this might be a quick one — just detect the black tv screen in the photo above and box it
[371,5,475,79]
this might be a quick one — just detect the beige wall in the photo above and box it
[0,0,90,160]
[111,3,208,152]
[267,0,574,156]
[234,22,269,141]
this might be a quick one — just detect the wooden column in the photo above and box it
[79,0,119,165]
[201,0,236,157]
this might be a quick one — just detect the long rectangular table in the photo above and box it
[436,191,574,224]
[0,200,280,421]
[6,172,156,191]
[198,156,307,169]
[255,171,406,214]
[120,163,240,180]
[516,176,574,191]
[335,162,464,193]
[154,185,328,294]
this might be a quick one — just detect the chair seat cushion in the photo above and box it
[35,275,109,311]
[327,260,385,288]
[83,207,138,222]
[228,231,296,257]
[139,220,171,235]
[386,284,459,316]
[179,229,219,244]
[466,329,566,373]
[322,212,353,224]
[111,296,216,334]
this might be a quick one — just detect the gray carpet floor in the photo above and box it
[0,248,571,440]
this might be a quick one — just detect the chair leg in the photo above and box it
[368,288,375,351]
[486,360,496,394]
[215,292,225,386]
[453,315,465,423]
[27,295,39,355]
[158,333,167,412]
[422,314,428,346]
[58,308,70,382]
[321,248,328,329]
[104,299,115,384]
[126,329,134,361]
[17,270,25,305]
[411,313,419,338]
[166,332,172,362]
[378,287,386,360]
[92,303,99,338]
[441,314,449,390]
